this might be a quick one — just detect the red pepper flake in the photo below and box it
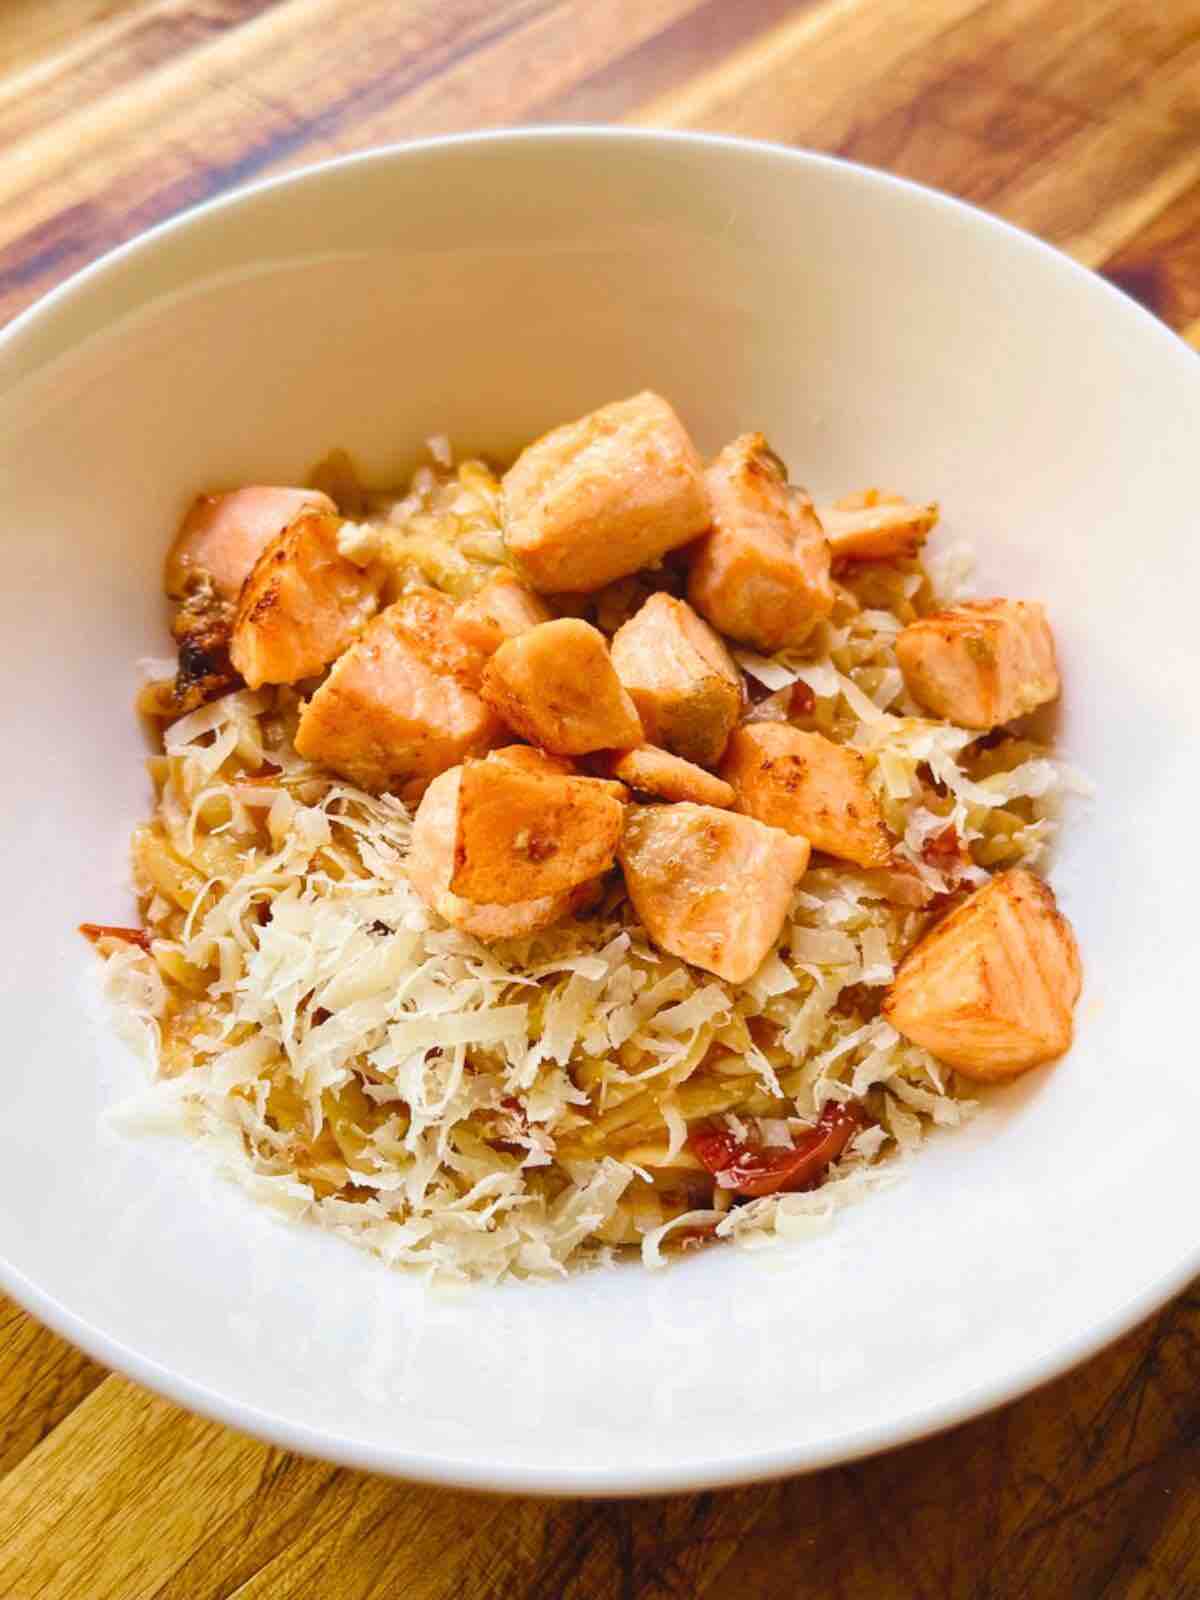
[921,823,963,865]
[788,680,816,718]
[689,1103,865,1199]
[832,981,875,1018]
[79,923,151,952]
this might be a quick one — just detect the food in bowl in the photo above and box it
[84,391,1081,1281]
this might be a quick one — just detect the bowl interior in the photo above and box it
[1,132,1197,1493]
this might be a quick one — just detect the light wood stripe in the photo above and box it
[0,1380,276,1598]
[0,0,155,78]
[631,0,892,133]
[0,0,279,134]
[0,1300,107,1478]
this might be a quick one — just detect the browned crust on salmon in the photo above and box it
[449,760,625,905]
[480,618,643,755]
[601,746,735,808]
[720,723,892,868]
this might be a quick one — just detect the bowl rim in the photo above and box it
[2,125,1197,1497]
[4,124,1198,382]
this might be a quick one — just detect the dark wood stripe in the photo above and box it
[836,60,1091,208]
[1101,175,1200,333]
[0,1300,108,1478]
[0,201,103,299]
[526,0,815,124]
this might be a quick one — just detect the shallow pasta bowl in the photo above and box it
[0,129,1197,1495]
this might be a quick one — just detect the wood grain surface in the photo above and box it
[2,1,1198,1595]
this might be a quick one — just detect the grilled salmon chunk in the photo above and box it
[598,746,734,808]
[382,586,491,690]
[165,487,336,604]
[502,391,710,592]
[480,618,643,755]
[164,488,337,709]
[896,599,1059,729]
[492,745,629,801]
[610,593,741,767]
[618,803,810,983]
[451,571,553,656]
[688,434,835,651]
[816,490,939,567]
[449,758,625,905]
[408,767,599,942]
[230,511,381,688]
[293,594,502,801]
[882,868,1081,1080]
[720,723,892,868]
[485,744,576,779]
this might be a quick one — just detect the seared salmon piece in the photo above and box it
[896,599,1059,729]
[501,391,710,592]
[165,486,336,604]
[816,490,939,567]
[385,586,491,690]
[882,868,1081,1080]
[293,598,502,801]
[618,803,810,983]
[688,434,835,651]
[230,511,381,688]
[491,745,629,801]
[485,744,576,779]
[450,758,625,905]
[481,618,643,755]
[164,488,337,710]
[408,768,597,942]
[720,723,891,869]
[610,593,741,767]
[600,746,734,808]
[452,572,553,656]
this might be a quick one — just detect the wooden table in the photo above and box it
[2,2,1198,1595]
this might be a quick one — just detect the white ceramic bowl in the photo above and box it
[1,129,1197,1496]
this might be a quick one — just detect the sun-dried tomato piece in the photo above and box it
[689,1102,865,1198]
[921,823,964,865]
[788,679,816,718]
